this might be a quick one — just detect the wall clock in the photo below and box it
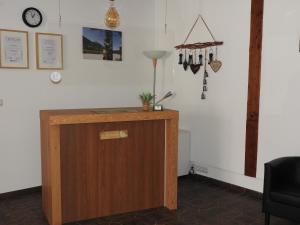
[22,7,43,28]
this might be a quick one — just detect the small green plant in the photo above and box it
[139,92,153,104]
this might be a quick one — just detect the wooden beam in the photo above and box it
[244,0,264,177]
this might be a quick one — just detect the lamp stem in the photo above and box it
[153,61,157,109]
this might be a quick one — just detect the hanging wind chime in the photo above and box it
[175,15,223,100]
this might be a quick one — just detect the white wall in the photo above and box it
[155,0,300,192]
[0,0,156,193]
[257,0,300,178]
[2,0,300,194]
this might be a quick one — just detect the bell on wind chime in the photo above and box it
[201,49,209,99]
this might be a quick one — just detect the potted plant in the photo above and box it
[139,92,153,111]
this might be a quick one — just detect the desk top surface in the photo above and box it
[40,107,179,125]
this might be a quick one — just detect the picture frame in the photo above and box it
[0,29,29,69]
[82,27,122,61]
[36,32,63,70]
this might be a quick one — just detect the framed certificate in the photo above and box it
[36,33,63,70]
[0,29,29,69]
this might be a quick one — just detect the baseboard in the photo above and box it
[0,186,41,200]
[190,161,264,193]
[189,174,262,199]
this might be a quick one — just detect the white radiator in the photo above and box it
[178,129,191,176]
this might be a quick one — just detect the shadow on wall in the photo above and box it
[187,111,244,174]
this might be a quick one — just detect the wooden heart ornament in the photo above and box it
[210,60,222,73]
[190,64,201,74]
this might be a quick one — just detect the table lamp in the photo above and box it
[143,50,167,109]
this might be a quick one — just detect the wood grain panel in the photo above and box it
[49,125,62,225]
[245,0,264,177]
[165,118,178,209]
[40,108,178,125]
[40,112,52,222]
[40,112,62,225]
[40,108,178,225]
[60,121,165,223]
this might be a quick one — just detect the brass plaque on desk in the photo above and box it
[100,130,128,140]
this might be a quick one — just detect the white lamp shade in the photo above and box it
[143,50,167,59]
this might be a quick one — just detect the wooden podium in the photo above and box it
[40,108,179,225]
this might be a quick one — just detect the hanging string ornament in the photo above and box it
[190,49,201,74]
[105,0,120,29]
[58,0,62,28]
[210,46,222,73]
[183,49,188,71]
[164,0,168,34]
[208,48,214,64]
[204,49,209,79]
[178,50,183,65]
[188,50,193,67]
[175,14,224,100]
[202,49,208,99]
[199,49,203,66]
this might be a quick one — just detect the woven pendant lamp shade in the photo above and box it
[105,0,120,29]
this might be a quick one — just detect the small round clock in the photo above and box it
[22,7,43,28]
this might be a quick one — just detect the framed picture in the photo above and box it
[83,27,122,61]
[0,29,29,69]
[36,33,63,70]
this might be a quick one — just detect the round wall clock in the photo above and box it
[22,7,43,28]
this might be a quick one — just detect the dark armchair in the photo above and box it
[263,157,300,225]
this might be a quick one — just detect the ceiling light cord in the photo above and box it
[58,0,62,27]
[164,0,168,34]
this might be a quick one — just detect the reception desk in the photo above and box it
[40,108,179,225]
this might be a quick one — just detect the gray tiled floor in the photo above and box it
[0,176,298,225]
